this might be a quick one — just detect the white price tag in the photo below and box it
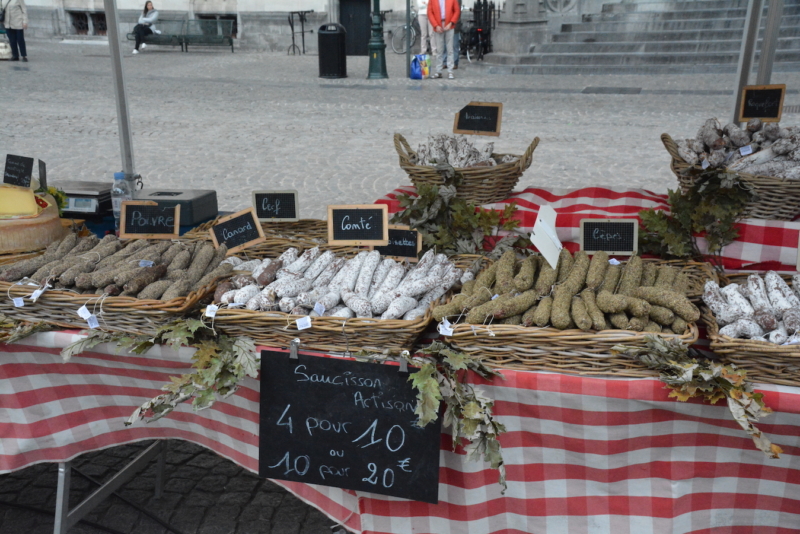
[608,259,621,266]
[314,302,325,316]
[31,288,45,303]
[227,303,245,309]
[139,260,155,268]
[87,315,99,329]
[13,297,24,308]
[205,304,219,318]
[438,318,454,337]
[740,145,753,156]
[491,294,499,301]
[77,305,92,319]
[701,159,710,169]
[296,316,312,330]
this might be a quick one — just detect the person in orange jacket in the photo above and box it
[427,0,461,79]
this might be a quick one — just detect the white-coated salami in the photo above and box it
[341,288,373,317]
[313,257,345,288]
[719,318,765,339]
[323,305,348,317]
[720,283,756,316]
[296,285,329,307]
[220,289,237,305]
[355,250,381,297]
[303,250,335,280]
[765,271,796,317]
[367,259,395,299]
[276,278,313,298]
[277,248,299,265]
[285,247,321,276]
[381,296,418,320]
[235,259,262,272]
[233,284,261,304]
[744,274,775,315]
[783,308,800,334]
[371,264,406,303]
[251,259,272,281]
[341,253,366,291]
[769,321,788,344]
[317,291,342,311]
[331,307,355,319]
[279,297,297,313]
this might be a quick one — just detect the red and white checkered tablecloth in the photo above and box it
[2,333,799,533]
[376,186,800,273]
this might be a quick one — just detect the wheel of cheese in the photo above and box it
[0,194,66,254]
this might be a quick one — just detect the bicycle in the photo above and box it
[461,25,487,62]
[391,11,419,54]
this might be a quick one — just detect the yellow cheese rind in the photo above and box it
[0,185,39,217]
[0,194,66,254]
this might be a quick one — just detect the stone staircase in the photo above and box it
[488,0,800,74]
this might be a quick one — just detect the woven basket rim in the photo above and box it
[450,321,699,343]
[703,307,800,356]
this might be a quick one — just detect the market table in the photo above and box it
[2,332,799,533]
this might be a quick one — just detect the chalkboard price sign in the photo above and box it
[580,218,638,255]
[38,160,47,190]
[119,201,181,239]
[3,154,35,188]
[739,84,786,123]
[209,207,266,254]
[453,101,503,137]
[370,225,422,261]
[259,350,442,503]
[252,190,299,222]
[327,204,389,246]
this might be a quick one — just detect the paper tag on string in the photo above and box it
[87,315,99,329]
[31,288,45,303]
[296,316,312,331]
[491,294,499,301]
[740,145,753,156]
[139,260,155,268]
[314,302,325,316]
[608,258,621,266]
[205,304,219,318]
[13,297,24,308]
[77,305,92,319]
[438,318,454,337]
[530,205,562,269]
[701,159,710,169]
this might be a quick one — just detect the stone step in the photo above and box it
[551,26,800,43]
[515,49,800,66]
[483,61,800,75]
[562,16,800,33]
[586,5,800,22]
[536,38,800,54]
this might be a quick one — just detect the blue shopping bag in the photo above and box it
[410,55,423,80]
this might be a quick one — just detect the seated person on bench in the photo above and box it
[133,1,159,54]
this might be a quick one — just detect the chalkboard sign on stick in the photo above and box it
[210,207,266,254]
[327,204,389,246]
[38,160,47,190]
[252,190,299,222]
[453,101,503,137]
[4,154,35,188]
[739,84,786,123]
[579,218,638,255]
[370,225,422,261]
[259,350,442,503]
[119,201,181,240]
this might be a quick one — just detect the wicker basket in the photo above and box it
[641,258,717,301]
[450,322,699,377]
[0,281,214,335]
[661,133,800,220]
[394,134,539,205]
[702,308,800,387]
[209,302,438,354]
[0,251,43,268]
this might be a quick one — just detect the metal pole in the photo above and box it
[367,0,389,78]
[757,0,784,84]
[732,0,763,124]
[406,0,411,78]
[103,0,136,177]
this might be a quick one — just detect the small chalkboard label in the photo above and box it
[210,207,266,254]
[259,350,442,503]
[580,218,638,255]
[252,190,299,222]
[453,101,503,137]
[119,201,181,240]
[739,84,786,123]
[327,204,388,246]
[370,225,422,261]
[3,154,35,188]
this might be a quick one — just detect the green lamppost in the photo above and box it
[367,0,389,79]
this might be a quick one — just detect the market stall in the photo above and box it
[3,109,800,534]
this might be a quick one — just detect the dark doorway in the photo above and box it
[340,0,369,56]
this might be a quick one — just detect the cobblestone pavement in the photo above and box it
[2,40,800,534]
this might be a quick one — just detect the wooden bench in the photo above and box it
[183,19,235,53]
[126,19,186,51]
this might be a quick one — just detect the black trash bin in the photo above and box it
[318,23,347,79]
